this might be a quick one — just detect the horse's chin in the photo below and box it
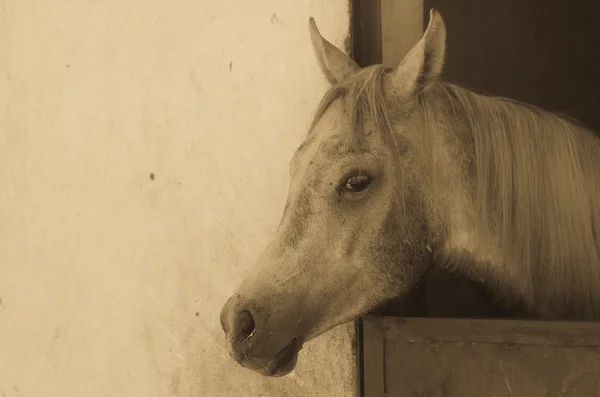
[255,338,302,377]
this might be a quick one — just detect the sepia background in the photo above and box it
[0,1,356,396]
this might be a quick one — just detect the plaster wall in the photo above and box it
[0,1,355,396]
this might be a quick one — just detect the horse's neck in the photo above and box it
[425,101,537,317]
[431,185,536,316]
[420,83,600,320]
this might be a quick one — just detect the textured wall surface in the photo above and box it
[0,1,355,396]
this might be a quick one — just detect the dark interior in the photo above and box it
[424,0,600,133]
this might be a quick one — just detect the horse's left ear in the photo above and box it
[309,17,359,84]
[389,9,446,98]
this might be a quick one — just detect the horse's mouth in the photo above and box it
[256,337,302,377]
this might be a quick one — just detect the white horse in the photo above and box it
[220,10,600,377]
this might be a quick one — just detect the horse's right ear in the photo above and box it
[309,17,359,85]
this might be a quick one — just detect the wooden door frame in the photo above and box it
[349,2,382,396]
[349,1,424,395]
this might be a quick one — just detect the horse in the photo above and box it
[219,9,600,377]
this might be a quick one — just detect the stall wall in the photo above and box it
[0,1,355,396]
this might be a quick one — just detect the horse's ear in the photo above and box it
[309,17,359,84]
[389,9,446,98]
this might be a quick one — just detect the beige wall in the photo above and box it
[0,1,355,396]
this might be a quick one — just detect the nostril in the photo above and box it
[237,310,256,342]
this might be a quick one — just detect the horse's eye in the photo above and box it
[344,175,371,192]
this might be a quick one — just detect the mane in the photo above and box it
[309,65,396,149]
[422,82,600,320]
[309,64,600,320]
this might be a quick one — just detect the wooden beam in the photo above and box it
[380,316,600,347]
[350,0,383,66]
[381,0,424,67]
[349,2,382,394]
[361,316,387,397]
